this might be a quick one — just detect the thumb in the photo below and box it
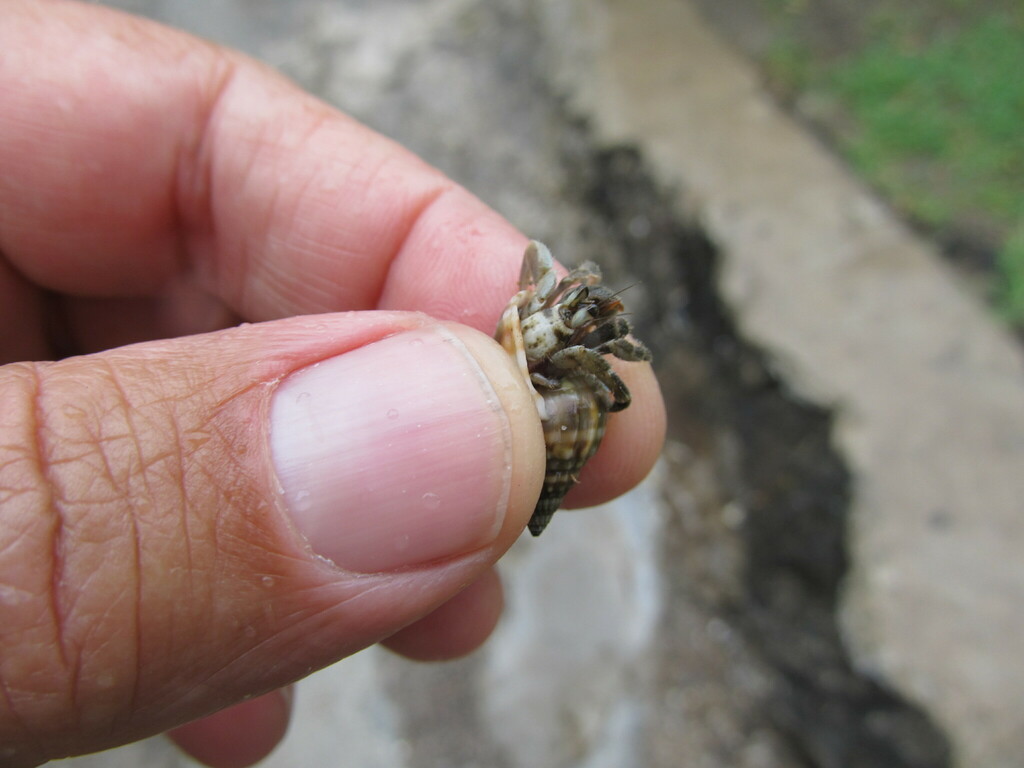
[0,312,543,765]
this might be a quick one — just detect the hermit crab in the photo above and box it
[496,241,652,535]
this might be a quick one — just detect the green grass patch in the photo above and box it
[997,224,1024,321]
[767,6,1024,323]
[827,14,1024,218]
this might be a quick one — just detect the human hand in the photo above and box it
[0,2,666,766]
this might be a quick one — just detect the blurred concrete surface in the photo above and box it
[570,3,1024,766]
[57,0,1024,766]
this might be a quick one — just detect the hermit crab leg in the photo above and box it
[547,345,631,411]
[520,241,559,313]
[497,302,550,421]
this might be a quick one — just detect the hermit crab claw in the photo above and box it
[494,240,652,536]
[520,240,558,311]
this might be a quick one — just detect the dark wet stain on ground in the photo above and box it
[563,137,952,768]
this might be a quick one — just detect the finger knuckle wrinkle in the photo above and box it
[0,363,78,740]
[0,362,156,728]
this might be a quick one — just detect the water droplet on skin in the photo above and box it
[294,490,313,512]
[387,408,399,420]
[296,391,312,404]
[422,492,441,510]
[0,585,28,606]
[261,576,276,588]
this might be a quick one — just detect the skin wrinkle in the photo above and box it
[51,367,127,736]
[180,548,495,711]
[201,587,398,692]
[198,376,289,617]
[153,579,373,713]
[171,46,236,286]
[0,670,32,763]
[71,582,129,731]
[105,372,250,721]
[0,413,46,759]
[373,183,458,310]
[252,160,370,316]
[174,396,249,714]
[12,353,226,746]
[168,410,197,634]
[173,51,250,315]
[9,363,71,758]
[341,152,455,312]
[217,92,314,317]
[94,360,145,716]
[28,364,74,691]
[236,166,288,318]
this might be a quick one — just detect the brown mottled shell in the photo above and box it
[530,378,607,536]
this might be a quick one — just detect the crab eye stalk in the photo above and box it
[570,305,598,329]
[562,285,589,308]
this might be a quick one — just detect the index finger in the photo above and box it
[0,0,664,505]
[1,0,525,328]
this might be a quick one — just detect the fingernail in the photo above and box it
[269,327,513,572]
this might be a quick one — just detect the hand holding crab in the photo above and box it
[0,3,664,764]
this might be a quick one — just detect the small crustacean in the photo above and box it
[496,240,652,536]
